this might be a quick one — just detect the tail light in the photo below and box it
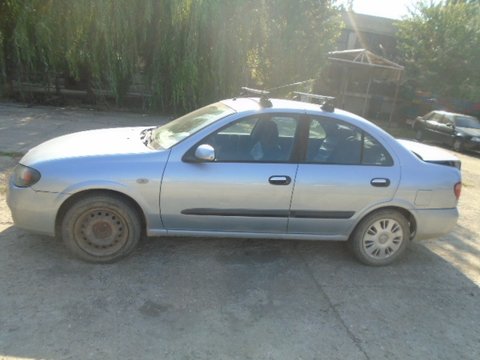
[454,182,462,200]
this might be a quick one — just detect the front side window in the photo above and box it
[455,115,480,129]
[150,102,235,149]
[203,115,298,162]
[306,117,393,166]
[439,116,453,125]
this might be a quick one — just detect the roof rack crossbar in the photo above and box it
[293,91,335,101]
[293,91,335,112]
[240,87,272,108]
[240,87,270,96]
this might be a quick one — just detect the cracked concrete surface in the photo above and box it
[0,101,479,360]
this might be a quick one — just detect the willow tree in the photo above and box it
[256,0,341,89]
[1,0,343,111]
[141,0,341,109]
[61,0,148,102]
[142,0,276,110]
[0,0,23,94]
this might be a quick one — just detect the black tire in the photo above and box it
[350,209,410,266]
[415,129,423,141]
[452,138,464,152]
[61,194,141,263]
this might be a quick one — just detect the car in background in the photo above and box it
[413,110,480,152]
[7,95,462,266]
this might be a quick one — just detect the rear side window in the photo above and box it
[306,117,393,166]
[431,113,444,123]
[423,112,435,120]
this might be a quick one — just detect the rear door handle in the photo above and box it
[370,178,390,187]
[269,175,291,185]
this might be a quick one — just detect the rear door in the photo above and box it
[288,116,401,239]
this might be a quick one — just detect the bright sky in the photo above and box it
[337,0,423,19]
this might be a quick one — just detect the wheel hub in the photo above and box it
[92,221,113,239]
[378,233,390,244]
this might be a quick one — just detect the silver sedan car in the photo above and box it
[7,97,462,265]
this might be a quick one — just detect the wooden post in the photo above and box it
[363,70,372,117]
[388,70,402,127]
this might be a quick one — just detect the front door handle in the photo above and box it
[269,175,291,185]
[370,178,390,187]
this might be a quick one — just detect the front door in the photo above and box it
[160,114,299,234]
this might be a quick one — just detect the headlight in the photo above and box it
[13,164,41,187]
[471,136,480,142]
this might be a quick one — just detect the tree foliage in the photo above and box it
[396,0,480,101]
[0,0,342,111]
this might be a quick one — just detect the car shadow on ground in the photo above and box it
[1,225,479,360]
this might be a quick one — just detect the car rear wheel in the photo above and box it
[350,210,409,266]
[61,194,141,263]
[453,138,464,152]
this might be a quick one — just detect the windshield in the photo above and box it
[454,116,480,129]
[149,102,235,149]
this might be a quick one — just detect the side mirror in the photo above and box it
[194,144,215,162]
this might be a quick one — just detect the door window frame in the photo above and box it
[301,116,394,166]
[183,113,305,164]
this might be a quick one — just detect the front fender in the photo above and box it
[56,179,163,232]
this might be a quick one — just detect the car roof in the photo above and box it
[221,97,365,120]
[222,97,321,112]
[221,96,393,139]
[431,110,476,118]
[221,97,432,167]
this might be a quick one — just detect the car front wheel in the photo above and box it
[350,210,410,266]
[452,138,464,152]
[61,193,141,263]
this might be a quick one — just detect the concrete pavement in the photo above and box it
[0,101,168,154]
[0,101,479,360]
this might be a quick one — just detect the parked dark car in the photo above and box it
[413,110,480,152]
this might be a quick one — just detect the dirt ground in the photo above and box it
[422,152,480,285]
[0,102,479,360]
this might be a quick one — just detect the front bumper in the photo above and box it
[464,138,480,150]
[414,208,459,241]
[7,180,68,236]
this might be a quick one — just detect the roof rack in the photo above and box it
[240,87,272,108]
[293,91,335,112]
